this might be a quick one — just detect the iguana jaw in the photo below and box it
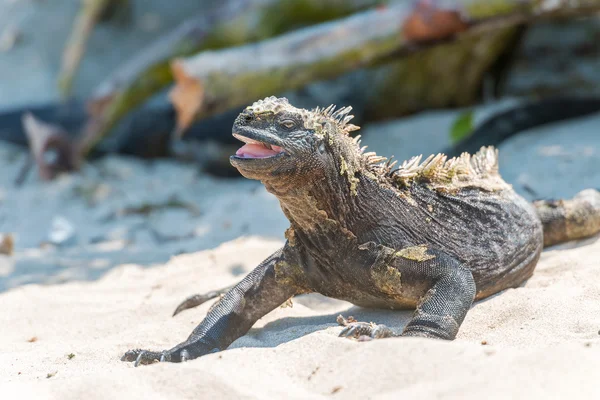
[230,129,290,177]
[232,133,286,159]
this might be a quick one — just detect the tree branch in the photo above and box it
[170,0,600,133]
[58,0,130,97]
[81,0,384,158]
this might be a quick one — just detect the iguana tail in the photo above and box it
[533,189,600,248]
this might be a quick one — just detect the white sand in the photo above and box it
[1,235,599,399]
[1,104,599,398]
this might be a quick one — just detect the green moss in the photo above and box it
[366,26,520,120]
[195,32,400,124]
[96,2,397,144]
[464,0,525,19]
[83,61,174,156]
[200,20,258,50]
[259,0,386,37]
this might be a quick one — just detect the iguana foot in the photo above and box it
[121,348,192,366]
[400,330,440,338]
[336,315,395,340]
[121,343,218,366]
[121,349,171,366]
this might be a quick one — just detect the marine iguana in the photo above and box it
[122,96,600,366]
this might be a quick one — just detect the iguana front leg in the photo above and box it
[121,247,305,366]
[340,242,476,340]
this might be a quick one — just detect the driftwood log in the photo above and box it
[169,2,418,134]
[168,0,600,134]
[58,0,130,97]
[9,0,600,180]
[82,0,384,156]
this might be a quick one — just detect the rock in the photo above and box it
[0,233,14,255]
[47,216,76,246]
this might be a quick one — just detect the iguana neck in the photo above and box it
[263,132,374,235]
[264,166,362,234]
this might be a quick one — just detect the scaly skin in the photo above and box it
[122,97,600,366]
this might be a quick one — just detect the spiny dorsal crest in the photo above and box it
[390,146,505,191]
[312,103,359,134]
[349,134,390,167]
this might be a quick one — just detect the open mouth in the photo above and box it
[233,133,285,159]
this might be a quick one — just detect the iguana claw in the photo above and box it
[121,341,219,366]
[180,349,190,362]
[121,348,185,366]
[336,315,394,340]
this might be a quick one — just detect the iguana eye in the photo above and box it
[281,120,296,129]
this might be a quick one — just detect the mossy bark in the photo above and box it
[78,0,600,159]
[169,3,413,132]
[363,0,600,120]
[82,0,385,157]
[170,0,600,133]
[363,26,523,120]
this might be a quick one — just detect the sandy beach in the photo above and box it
[1,234,599,399]
[2,0,600,397]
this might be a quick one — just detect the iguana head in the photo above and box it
[230,96,361,186]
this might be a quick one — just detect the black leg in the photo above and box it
[339,243,476,341]
[122,247,306,365]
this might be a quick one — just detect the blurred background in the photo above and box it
[0,0,599,291]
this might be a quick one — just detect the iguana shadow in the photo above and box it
[229,295,414,350]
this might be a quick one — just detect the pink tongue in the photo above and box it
[236,143,282,158]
